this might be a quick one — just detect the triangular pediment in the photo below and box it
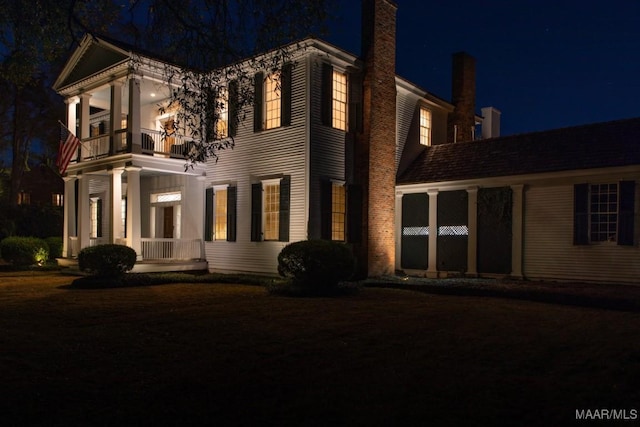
[54,35,131,91]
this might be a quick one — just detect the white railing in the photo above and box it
[69,237,79,257]
[141,238,203,261]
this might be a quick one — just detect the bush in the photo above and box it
[0,236,49,266]
[45,237,63,259]
[277,239,355,295]
[78,244,137,278]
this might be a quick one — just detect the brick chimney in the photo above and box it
[447,52,476,143]
[356,0,397,277]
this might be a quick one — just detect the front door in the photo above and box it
[163,206,174,238]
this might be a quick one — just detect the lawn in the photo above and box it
[1,272,639,426]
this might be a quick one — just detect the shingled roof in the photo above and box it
[397,117,640,184]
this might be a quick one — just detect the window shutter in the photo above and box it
[348,72,363,133]
[204,188,214,241]
[618,180,635,246]
[320,180,332,240]
[253,72,264,132]
[227,186,237,242]
[347,184,363,243]
[96,199,103,238]
[228,80,239,137]
[321,63,333,126]
[279,176,290,242]
[281,63,292,126]
[251,183,262,241]
[573,184,589,245]
[205,87,216,142]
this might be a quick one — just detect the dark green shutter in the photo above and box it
[348,72,363,133]
[573,184,589,245]
[320,180,332,240]
[204,188,214,241]
[228,80,239,137]
[279,176,290,242]
[205,87,216,141]
[253,72,264,132]
[227,186,237,242]
[96,199,103,238]
[281,63,292,126]
[251,183,262,241]
[618,181,635,246]
[347,184,362,243]
[321,63,333,126]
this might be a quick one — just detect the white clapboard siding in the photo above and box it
[524,183,640,284]
[204,58,309,274]
[395,90,417,169]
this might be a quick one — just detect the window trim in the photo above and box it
[419,106,432,146]
[251,176,290,242]
[263,72,282,130]
[332,70,348,131]
[213,185,229,241]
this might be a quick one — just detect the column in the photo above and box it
[77,173,91,251]
[426,189,439,278]
[466,187,478,277]
[66,97,78,134]
[128,76,141,152]
[110,81,123,154]
[511,185,524,279]
[79,94,91,160]
[126,166,142,259]
[62,176,77,257]
[110,168,125,244]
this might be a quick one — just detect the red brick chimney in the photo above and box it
[357,0,397,277]
[447,52,476,143]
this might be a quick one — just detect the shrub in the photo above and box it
[0,236,49,266]
[78,244,137,278]
[45,237,63,259]
[277,239,355,295]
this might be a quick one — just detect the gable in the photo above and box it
[398,117,640,184]
[54,36,130,91]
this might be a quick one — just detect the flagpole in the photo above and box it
[58,120,90,149]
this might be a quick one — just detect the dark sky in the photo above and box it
[325,0,640,136]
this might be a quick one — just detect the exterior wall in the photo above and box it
[204,58,309,274]
[524,181,640,284]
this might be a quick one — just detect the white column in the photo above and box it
[110,168,125,244]
[511,185,524,279]
[128,76,141,152]
[466,187,478,277]
[77,174,91,251]
[62,176,77,257]
[66,97,78,133]
[110,81,123,154]
[126,166,142,259]
[79,94,91,161]
[426,188,439,278]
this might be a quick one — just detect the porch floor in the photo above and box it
[57,258,208,274]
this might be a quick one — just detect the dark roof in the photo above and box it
[397,117,640,184]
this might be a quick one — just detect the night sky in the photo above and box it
[325,0,640,136]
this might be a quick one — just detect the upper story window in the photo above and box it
[264,72,281,130]
[332,71,348,131]
[216,87,228,139]
[419,107,432,146]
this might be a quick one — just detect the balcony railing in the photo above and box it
[141,238,204,261]
[70,128,192,165]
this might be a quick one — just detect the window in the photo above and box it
[264,72,281,130]
[331,183,346,241]
[214,188,228,240]
[419,107,432,146]
[574,181,635,246]
[590,184,618,242]
[216,87,228,139]
[17,191,31,205]
[251,177,290,242]
[52,193,64,206]
[90,197,102,238]
[332,71,348,131]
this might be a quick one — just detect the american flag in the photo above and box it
[57,123,81,175]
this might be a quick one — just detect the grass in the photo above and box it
[1,272,639,426]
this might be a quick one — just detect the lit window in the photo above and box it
[214,188,227,240]
[216,87,228,139]
[264,72,281,130]
[263,181,280,240]
[590,184,618,242]
[90,198,101,238]
[151,191,181,203]
[17,192,31,205]
[331,183,346,241]
[419,107,432,146]
[52,193,64,206]
[332,71,348,131]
